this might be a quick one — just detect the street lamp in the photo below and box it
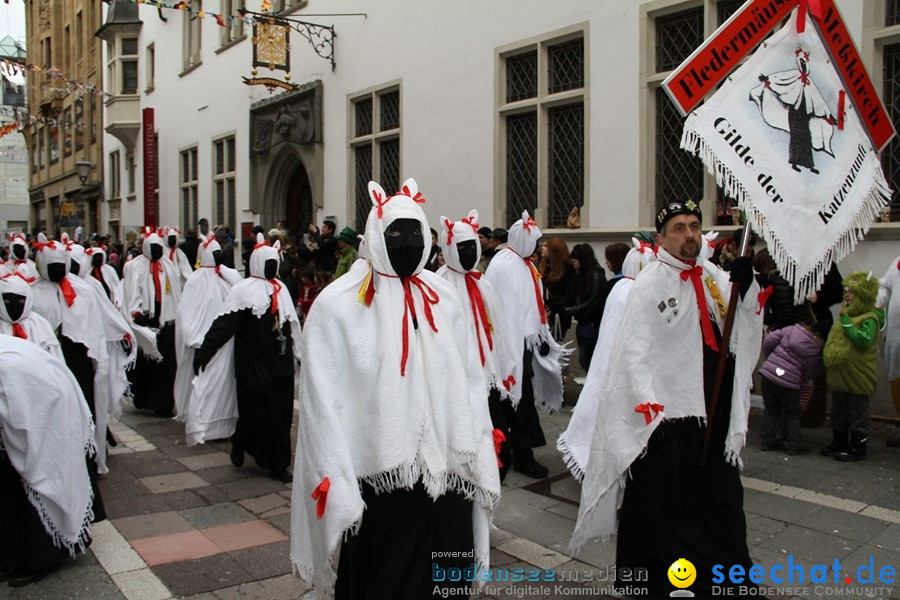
[75,158,92,185]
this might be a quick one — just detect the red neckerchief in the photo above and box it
[57,276,77,307]
[375,271,440,376]
[92,265,104,282]
[169,247,177,262]
[250,275,281,315]
[448,266,493,366]
[199,265,222,277]
[12,322,27,340]
[677,263,719,352]
[150,260,162,302]
[13,258,27,265]
[511,249,547,325]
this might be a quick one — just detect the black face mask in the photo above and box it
[150,244,163,261]
[264,258,278,280]
[213,250,225,267]
[456,240,478,272]
[167,236,177,249]
[3,293,26,322]
[47,262,67,283]
[70,260,80,276]
[92,253,104,268]
[12,245,25,260]
[385,218,424,278]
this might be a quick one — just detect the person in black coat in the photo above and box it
[178,229,201,271]
[563,244,606,372]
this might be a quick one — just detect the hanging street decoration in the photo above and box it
[665,0,895,302]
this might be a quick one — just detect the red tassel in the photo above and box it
[837,90,845,131]
[311,477,331,519]
[635,402,664,425]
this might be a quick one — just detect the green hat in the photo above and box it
[337,226,359,246]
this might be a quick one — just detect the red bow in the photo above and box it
[399,275,439,376]
[502,375,516,392]
[401,185,426,204]
[449,267,493,366]
[444,220,455,246]
[461,216,479,233]
[150,260,163,303]
[521,216,538,232]
[58,276,77,307]
[635,402,664,425]
[32,240,57,252]
[373,189,389,219]
[638,241,655,254]
[311,477,331,519]
[1,272,35,284]
[757,285,774,315]
[12,322,27,340]
[492,429,506,468]
[679,265,718,351]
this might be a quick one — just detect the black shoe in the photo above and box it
[0,567,16,582]
[810,168,819,174]
[8,562,60,587]
[230,445,244,468]
[513,457,548,479]
[835,449,867,462]
[270,469,293,483]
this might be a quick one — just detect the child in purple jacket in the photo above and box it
[759,321,825,454]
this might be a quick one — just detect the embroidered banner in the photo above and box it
[680,7,892,302]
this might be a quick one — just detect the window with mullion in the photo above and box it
[882,43,900,209]
[548,103,584,228]
[655,6,704,73]
[888,0,900,27]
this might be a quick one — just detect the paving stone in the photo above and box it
[194,465,256,485]
[152,553,255,597]
[90,520,149,575]
[132,529,221,566]
[158,488,212,511]
[141,472,208,494]
[496,506,577,550]
[177,452,233,471]
[551,535,616,570]
[239,493,289,516]
[259,506,291,519]
[209,574,308,600]
[115,450,188,479]
[0,559,126,600]
[795,505,891,543]
[113,510,194,541]
[201,519,288,553]
[760,525,857,565]
[193,485,233,506]
[264,511,292,536]
[868,523,900,553]
[545,502,578,521]
[495,537,569,570]
[217,476,291,501]
[180,502,256,530]
[839,544,900,586]
[743,492,819,523]
[110,568,173,600]
[489,527,515,547]
[228,540,293,581]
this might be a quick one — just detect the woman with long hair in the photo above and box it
[564,244,606,372]
[537,237,575,342]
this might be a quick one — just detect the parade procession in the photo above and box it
[2,0,900,599]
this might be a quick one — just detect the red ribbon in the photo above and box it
[635,402,664,425]
[1,272,35,284]
[449,267,493,365]
[12,322,27,340]
[523,256,547,325]
[461,216,479,233]
[401,185,426,204]
[492,429,506,468]
[521,216,538,232]
[837,90,845,131]
[251,275,281,315]
[150,260,162,303]
[796,0,823,33]
[444,219,455,246]
[58,276,77,307]
[679,265,719,352]
[638,241,655,254]
[399,276,439,376]
[200,265,222,276]
[373,189,389,219]
[31,240,57,252]
[502,375,516,391]
[757,285,774,316]
[169,247,177,262]
[312,477,330,519]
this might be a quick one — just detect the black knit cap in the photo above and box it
[656,200,702,232]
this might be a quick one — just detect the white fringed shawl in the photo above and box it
[290,180,500,598]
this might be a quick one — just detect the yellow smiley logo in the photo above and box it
[668,558,696,589]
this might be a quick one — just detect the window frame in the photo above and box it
[212,133,238,236]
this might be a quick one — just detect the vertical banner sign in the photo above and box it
[143,108,157,227]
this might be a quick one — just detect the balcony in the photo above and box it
[104,94,140,148]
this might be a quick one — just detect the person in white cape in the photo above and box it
[192,233,300,482]
[163,226,194,287]
[2,233,37,280]
[0,271,63,360]
[0,335,102,587]
[83,245,121,305]
[570,201,764,598]
[174,234,241,445]
[30,233,133,476]
[484,211,569,479]
[120,228,183,416]
[436,210,518,479]
[290,179,500,600]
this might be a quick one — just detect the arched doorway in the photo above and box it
[284,162,313,238]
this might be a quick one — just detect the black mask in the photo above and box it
[150,244,163,261]
[47,262,67,283]
[92,253,104,268]
[264,258,278,280]
[456,240,478,272]
[70,260,80,276]
[12,245,25,260]
[213,250,225,267]
[167,236,177,248]
[3,292,26,322]
[385,218,424,278]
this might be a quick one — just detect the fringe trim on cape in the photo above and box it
[555,433,585,483]
[681,128,892,304]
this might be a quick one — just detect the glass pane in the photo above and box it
[888,0,900,27]
[216,140,224,175]
[192,187,199,225]
[656,6,704,73]
[182,151,189,182]
[717,0,744,25]
[506,112,537,223]
[228,178,236,234]
[191,148,198,180]
[355,145,373,233]
[355,98,372,137]
[548,103,584,228]
[216,181,224,226]
[882,43,900,211]
[379,138,400,197]
[74,99,84,151]
[122,60,138,94]
[183,189,190,229]
[655,87,703,213]
[227,137,235,171]
[506,50,537,103]
[122,37,138,55]
[380,90,400,131]
[548,38,584,94]
[64,108,73,157]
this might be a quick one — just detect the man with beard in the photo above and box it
[571,201,764,598]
